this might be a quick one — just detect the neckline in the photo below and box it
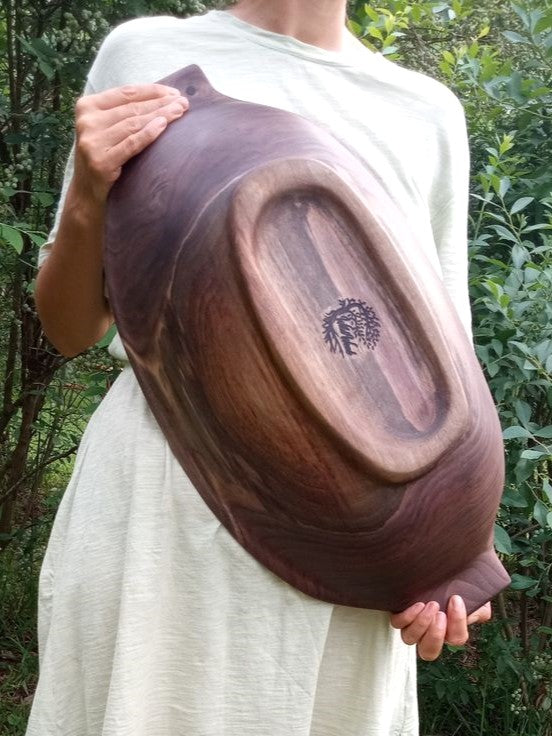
[205,9,381,69]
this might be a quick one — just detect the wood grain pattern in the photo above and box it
[103,65,510,615]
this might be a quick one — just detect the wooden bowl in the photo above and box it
[103,65,510,614]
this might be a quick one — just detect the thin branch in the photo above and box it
[511,523,542,540]
[0,443,78,507]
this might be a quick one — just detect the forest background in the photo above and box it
[0,0,551,734]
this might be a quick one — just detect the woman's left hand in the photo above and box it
[389,596,492,661]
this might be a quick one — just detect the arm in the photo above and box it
[35,162,113,358]
[35,83,188,357]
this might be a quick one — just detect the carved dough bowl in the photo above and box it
[103,65,511,614]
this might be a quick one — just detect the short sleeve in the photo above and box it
[37,77,96,270]
[429,96,474,346]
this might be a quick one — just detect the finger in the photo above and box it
[104,116,172,180]
[400,601,440,645]
[445,595,469,646]
[418,611,447,661]
[83,83,182,111]
[95,94,189,130]
[389,602,425,629]
[100,99,188,148]
[467,601,492,626]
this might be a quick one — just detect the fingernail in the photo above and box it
[437,612,447,628]
[412,602,425,614]
[167,87,181,95]
[451,595,463,611]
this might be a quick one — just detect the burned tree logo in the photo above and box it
[322,298,381,357]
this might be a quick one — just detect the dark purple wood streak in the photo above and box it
[103,65,510,614]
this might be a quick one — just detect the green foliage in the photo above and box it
[418,620,552,734]
[348,0,481,61]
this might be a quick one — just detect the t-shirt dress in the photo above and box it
[26,9,474,736]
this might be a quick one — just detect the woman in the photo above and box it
[29,1,491,734]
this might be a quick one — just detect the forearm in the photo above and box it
[35,179,113,358]
[35,80,188,358]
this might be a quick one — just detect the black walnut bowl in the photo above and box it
[103,64,511,615]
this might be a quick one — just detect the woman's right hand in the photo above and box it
[72,83,189,206]
[35,83,188,357]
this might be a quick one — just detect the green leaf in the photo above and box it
[529,86,552,100]
[543,480,552,504]
[499,134,515,154]
[521,449,548,459]
[499,177,511,198]
[347,19,362,35]
[510,197,534,214]
[521,223,552,233]
[502,30,528,44]
[34,191,55,207]
[485,281,501,301]
[27,232,46,247]
[547,512,552,530]
[0,223,24,254]
[528,8,546,34]
[535,340,552,364]
[492,225,518,243]
[29,37,58,59]
[534,426,552,438]
[511,243,529,268]
[510,573,538,590]
[514,399,532,427]
[534,10,552,33]
[507,71,525,103]
[364,4,381,22]
[38,59,55,80]
[502,425,532,439]
[494,523,512,554]
[533,499,549,527]
[367,25,383,41]
[514,459,535,483]
[502,489,528,508]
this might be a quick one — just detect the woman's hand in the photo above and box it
[389,596,492,661]
[72,83,189,207]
